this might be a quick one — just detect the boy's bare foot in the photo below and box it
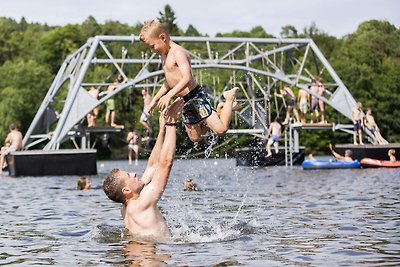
[223,87,239,101]
[360,142,364,145]
[265,153,272,158]
[111,123,124,129]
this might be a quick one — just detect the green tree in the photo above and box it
[280,25,298,38]
[0,60,52,139]
[158,4,179,35]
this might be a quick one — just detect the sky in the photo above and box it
[1,0,399,37]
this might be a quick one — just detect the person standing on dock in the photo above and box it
[317,78,327,124]
[105,75,127,129]
[309,79,319,124]
[275,85,300,124]
[0,123,23,170]
[351,102,364,145]
[87,86,100,127]
[103,98,184,240]
[297,88,309,124]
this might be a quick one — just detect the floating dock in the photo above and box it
[235,147,305,167]
[6,149,97,177]
[334,144,400,161]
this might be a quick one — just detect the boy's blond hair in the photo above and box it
[139,20,167,42]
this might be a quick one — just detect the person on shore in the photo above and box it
[127,129,139,165]
[105,75,127,129]
[388,149,396,163]
[103,99,184,240]
[332,149,354,162]
[87,86,100,127]
[309,79,319,124]
[140,89,153,138]
[77,177,92,190]
[275,85,300,124]
[297,88,309,124]
[265,118,282,158]
[139,20,239,143]
[0,123,23,170]
[364,108,387,145]
[351,102,364,145]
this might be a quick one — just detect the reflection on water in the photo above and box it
[0,159,399,266]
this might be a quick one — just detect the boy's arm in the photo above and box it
[157,50,192,111]
[146,83,170,113]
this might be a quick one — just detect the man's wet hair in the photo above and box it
[103,169,126,204]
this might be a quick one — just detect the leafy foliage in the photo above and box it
[0,9,398,157]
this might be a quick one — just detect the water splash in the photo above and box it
[180,142,199,159]
[204,132,219,159]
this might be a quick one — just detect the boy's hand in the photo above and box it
[157,95,172,113]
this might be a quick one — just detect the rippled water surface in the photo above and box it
[1,159,399,266]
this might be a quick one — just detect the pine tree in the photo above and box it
[158,4,179,36]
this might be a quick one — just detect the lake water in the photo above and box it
[0,158,399,266]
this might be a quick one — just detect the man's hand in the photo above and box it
[165,98,184,124]
[146,100,156,115]
[157,95,172,113]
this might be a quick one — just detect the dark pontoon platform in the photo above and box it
[5,149,97,177]
[235,147,305,166]
[334,143,400,161]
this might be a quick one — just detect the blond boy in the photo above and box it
[139,20,238,142]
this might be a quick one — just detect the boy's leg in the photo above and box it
[274,141,279,154]
[206,87,238,136]
[359,130,364,145]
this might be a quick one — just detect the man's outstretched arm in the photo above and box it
[142,99,184,203]
[140,113,167,185]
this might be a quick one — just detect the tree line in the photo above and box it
[0,5,399,157]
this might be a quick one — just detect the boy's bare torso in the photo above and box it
[271,122,282,136]
[298,89,308,101]
[7,131,23,150]
[163,43,197,96]
[352,108,362,121]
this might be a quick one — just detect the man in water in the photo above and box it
[103,98,184,240]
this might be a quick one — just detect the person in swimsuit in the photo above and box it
[127,129,139,165]
[0,123,23,170]
[364,108,387,145]
[105,75,127,129]
[140,89,153,137]
[77,177,92,190]
[317,78,327,123]
[87,86,100,127]
[103,99,184,240]
[332,149,354,162]
[139,20,239,142]
[297,88,309,124]
[265,118,282,158]
[351,102,364,145]
[275,85,300,124]
[309,79,319,124]
[388,149,396,162]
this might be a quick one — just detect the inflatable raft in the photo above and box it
[302,160,361,170]
[360,158,400,168]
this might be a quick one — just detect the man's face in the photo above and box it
[143,35,167,55]
[116,170,144,193]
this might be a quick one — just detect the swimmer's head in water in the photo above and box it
[103,168,144,204]
[77,177,91,190]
